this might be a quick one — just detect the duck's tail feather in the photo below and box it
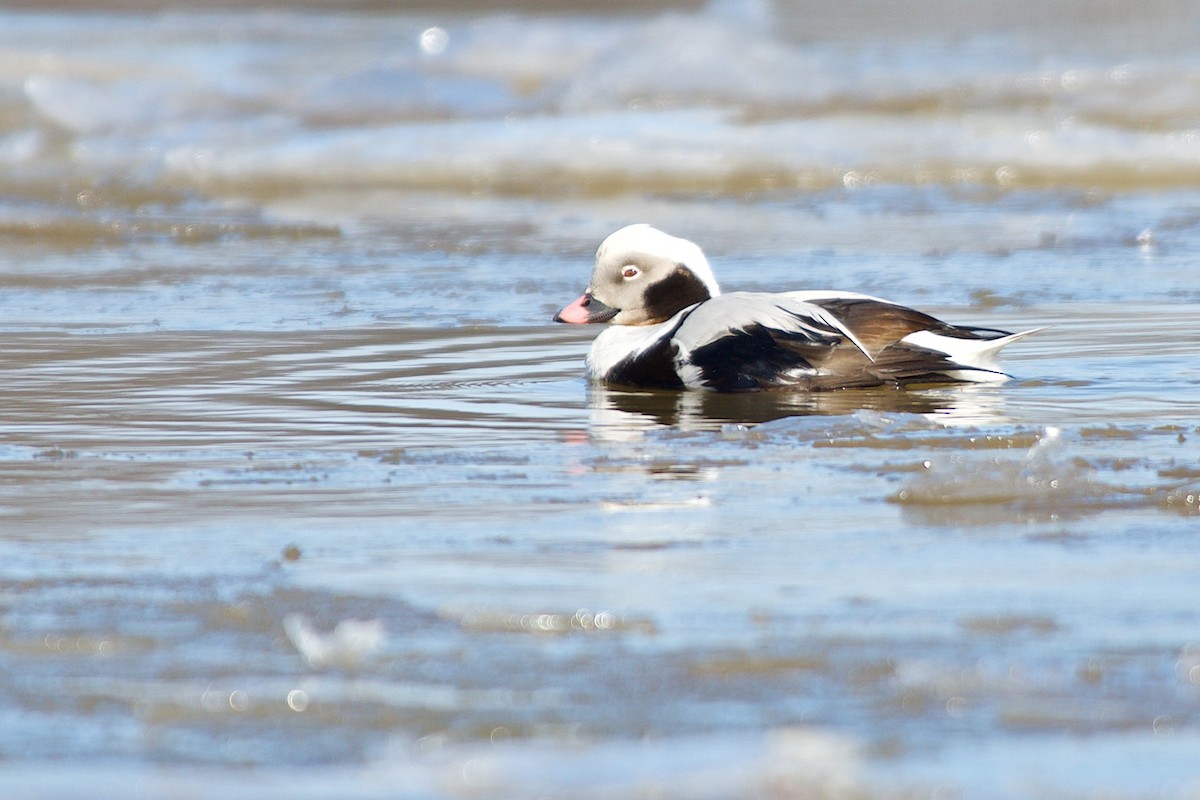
[897,326,1046,383]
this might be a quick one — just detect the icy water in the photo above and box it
[3,1,1200,797]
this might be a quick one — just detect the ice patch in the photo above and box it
[892,426,1092,513]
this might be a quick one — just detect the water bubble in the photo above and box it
[1060,70,1084,91]
[461,758,486,787]
[842,171,865,189]
[1107,63,1132,85]
[201,685,223,712]
[420,26,449,56]
[228,690,249,711]
[287,689,309,712]
[534,613,564,632]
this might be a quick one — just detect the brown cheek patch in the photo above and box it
[640,265,713,324]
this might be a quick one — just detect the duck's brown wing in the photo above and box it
[673,292,1028,392]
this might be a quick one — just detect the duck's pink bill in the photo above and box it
[554,294,594,324]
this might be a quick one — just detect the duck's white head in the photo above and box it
[554,224,722,326]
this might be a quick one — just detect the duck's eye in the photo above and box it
[621,266,640,280]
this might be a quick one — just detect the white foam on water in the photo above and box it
[6,6,1200,193]
[283,614,386,669]
[127,107,1196,197]
[0,727,864,800]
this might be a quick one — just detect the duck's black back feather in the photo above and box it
[688,323,846,391]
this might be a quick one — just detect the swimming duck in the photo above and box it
[554,224,1040,392]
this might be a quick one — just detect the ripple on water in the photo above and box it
[0,326,592,450]
[4,2,1200,797]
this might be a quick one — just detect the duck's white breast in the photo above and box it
[585,317,682,381]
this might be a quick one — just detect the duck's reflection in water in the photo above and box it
[586,382,1013,438]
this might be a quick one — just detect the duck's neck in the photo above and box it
[586,309,692,381]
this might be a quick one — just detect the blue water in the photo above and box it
[2,2,1200,798]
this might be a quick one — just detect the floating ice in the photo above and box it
[891,426,1093,517]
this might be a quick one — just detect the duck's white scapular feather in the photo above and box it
[557,225,1042,393]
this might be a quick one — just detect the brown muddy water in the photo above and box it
[3,2,1200,798]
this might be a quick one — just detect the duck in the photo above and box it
[554,224,1041,392]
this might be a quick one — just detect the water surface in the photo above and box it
[2,1,1200,797]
